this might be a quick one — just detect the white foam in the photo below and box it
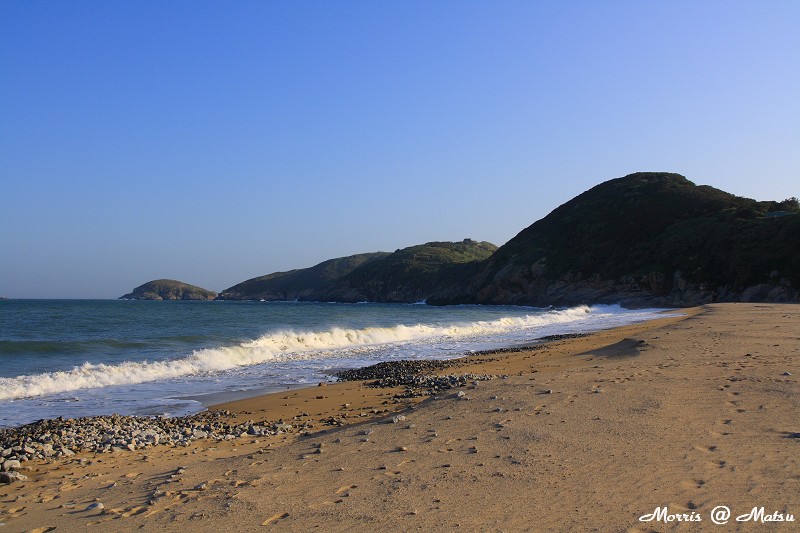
[0,305,650,401]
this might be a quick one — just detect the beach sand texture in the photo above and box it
[1,303,798,531]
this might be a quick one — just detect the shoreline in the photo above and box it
[0,302,673,428]
[2,303,797,531]
[0,310,692,460]
[206,308,687,423]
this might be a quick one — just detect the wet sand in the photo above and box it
[2,303,798,531]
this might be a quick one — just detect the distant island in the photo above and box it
[119,279,217,301]
[124,173,799,306]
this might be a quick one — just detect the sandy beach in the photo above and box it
[2,303,798,531]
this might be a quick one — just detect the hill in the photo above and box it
[217,240,498,303]
[119,280,217,301]
[428,172,799,306]
[217,252,390,301]
[338,240,498,303]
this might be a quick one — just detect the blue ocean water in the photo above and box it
[0,300,674,427]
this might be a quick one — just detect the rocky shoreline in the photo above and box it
[0,410,298,483]
[1,358,501,483]
[335,359,501,398]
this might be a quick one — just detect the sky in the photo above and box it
[1,1,798,299]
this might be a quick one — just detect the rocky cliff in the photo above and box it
[119,280,217,301]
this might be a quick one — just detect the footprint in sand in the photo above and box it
[335,484,357,495]
[119,506,147,518]
[262,512,290,526]
[679,479,707,489]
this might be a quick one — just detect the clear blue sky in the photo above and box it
[1,1,798,298]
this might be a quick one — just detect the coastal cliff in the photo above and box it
[119,280,217,301]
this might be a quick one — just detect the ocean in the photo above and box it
[0,299,674,427]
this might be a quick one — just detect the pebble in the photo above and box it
[0,471,27,484]
[85,502,105,511]
[2,459,21,471]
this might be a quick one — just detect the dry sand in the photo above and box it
[2,303,798,532]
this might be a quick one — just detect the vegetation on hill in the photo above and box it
[342,240,498,302]
[119,280,217,301]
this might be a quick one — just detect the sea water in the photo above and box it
[0,299,674,427]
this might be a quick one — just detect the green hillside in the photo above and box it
[342,240,498,302]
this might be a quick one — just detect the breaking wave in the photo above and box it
[0,304,616,400]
